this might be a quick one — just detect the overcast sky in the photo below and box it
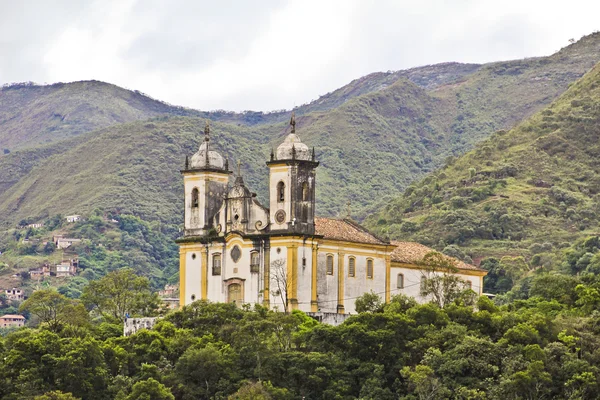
[1,0,599,111]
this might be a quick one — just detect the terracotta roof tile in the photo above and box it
[390,241,485,272]
[315,217,388,245]
[0,314,25,319]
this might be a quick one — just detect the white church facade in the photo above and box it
[177,116,486,313]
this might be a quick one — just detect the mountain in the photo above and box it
[366,60,600,267]
[0,63,480,152]
[0,80,206,151]
[1,33,600,227]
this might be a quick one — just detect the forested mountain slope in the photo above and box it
[367,61,600,266]
[1,34,600,226]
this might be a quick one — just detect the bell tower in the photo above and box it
[182,122,231,236]
[266,113,318,234]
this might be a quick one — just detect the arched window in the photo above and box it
[277,181,285,202]
[348,257,356,277]
[250,251,259,273]
[366,259,374,279]
[212,254,222,275]
[326,255,334,275]
[191,188,199,208]
[397,273,404,289]
[302,182,309,201]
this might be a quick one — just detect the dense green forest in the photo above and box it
[4,259,600,399]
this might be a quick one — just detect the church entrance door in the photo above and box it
[228,283,243,307]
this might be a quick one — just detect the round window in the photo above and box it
[275,210,286,224]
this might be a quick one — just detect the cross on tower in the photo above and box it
[290,111,296,134]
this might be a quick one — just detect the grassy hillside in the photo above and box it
[0,80,208,151]
[0,78,447,226]
[367,61,600,268]
[0,62,481,153]
[1,34,600,227]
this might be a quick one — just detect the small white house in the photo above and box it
[65,215,81,223]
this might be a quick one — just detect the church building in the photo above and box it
[177,115,486,313]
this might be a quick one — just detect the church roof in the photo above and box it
[390,241,484,272]
[315,217,388,245]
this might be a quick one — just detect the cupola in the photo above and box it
[275,112,311,161]
[190,122,228,170]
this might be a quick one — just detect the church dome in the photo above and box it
[276,133,311,161]
[189,122,227,170]
[190,141,225,169]
[275,113,312,161]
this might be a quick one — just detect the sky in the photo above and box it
[1,0,599,112]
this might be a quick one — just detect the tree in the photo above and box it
[19,289,89,332]
[34,391,80,400]
[400,364,451,400]
[228,381,272,400]
[418,252,472,307]
[81,268,159,320]
[126,378,174,400]
[355,291,383,313]
[270,259,289,312]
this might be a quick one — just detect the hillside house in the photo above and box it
[29,264,51,278]
[51,259,77,277]
[65,215,81,223]
[158,284,178,297]
[0,314,25,328]
[4,288,24,301]
[53,235,81,249]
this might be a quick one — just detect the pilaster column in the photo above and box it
[201,246,208,300]
[311,242,318,312]
[337,252,345,313]
[263,241,271,307]
[385,254,391,303]
[287,243,299,310]
[179,248,186,308]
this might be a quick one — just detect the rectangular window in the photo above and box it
[366,259,373,279]
[348,257,355,277]
[420,276,427,293]
[326,255,334,275]
[397,273,404,289]
[212,254,222,276]
[466,280,472,290]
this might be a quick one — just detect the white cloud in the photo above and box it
[1,0,599,111]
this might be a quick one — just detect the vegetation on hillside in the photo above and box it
[367,60,600,294]
[0,212,178,301]
[2,33,600,226]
